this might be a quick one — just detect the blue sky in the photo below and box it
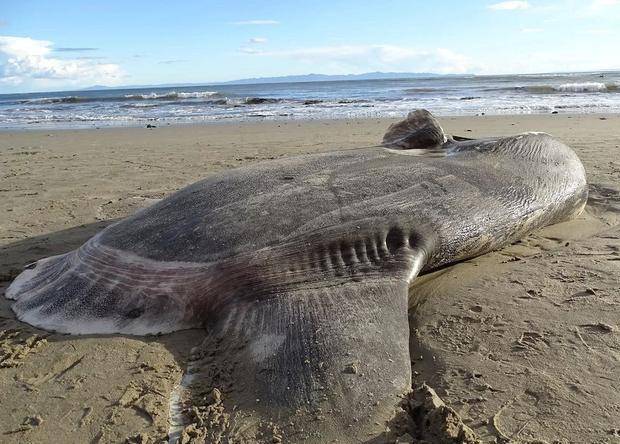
[1,0,619,92]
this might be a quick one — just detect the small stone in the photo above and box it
[343,363,358,374]
[26,415,43,427]
[207,388,222,404]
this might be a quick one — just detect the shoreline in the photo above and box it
[1,110,620,132]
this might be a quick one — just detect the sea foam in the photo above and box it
[123,91,219,100]
[556,82,612,93]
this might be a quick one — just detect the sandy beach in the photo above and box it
[1,114,619,443]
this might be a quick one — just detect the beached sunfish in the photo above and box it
[6,110,587,442]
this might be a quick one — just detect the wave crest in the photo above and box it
[525,82,618,94]
[123,91,220,100]
[556,82,614,92]
[19,96,87,104]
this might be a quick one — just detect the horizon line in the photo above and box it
[1,68,618,96]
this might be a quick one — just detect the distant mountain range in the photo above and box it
[82,71,446,91]
[218,71,444,85]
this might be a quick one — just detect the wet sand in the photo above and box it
[1,114,619,443]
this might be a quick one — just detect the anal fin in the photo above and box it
[180,278,415,442]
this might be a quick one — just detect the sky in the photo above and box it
[1,0,619,93]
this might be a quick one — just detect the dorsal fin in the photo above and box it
[382,109,447,149]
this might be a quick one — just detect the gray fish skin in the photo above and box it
[6,110,587,441]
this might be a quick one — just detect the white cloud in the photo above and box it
[239,44,474,74]
[521,27,543,32]
[0,36,50,57]
[488,1,530,10]
[0,36,122,88]
[231,20,279,25]
[249,37,268,44]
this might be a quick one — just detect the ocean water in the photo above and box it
[1,71,619,129]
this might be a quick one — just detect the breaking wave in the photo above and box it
[489,82,619,94]
[123,91,220,100]
[18,91,224,105]
[556,82,617,92]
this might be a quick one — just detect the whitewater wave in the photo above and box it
[17,91,224,105]
[123,91,220,100]
[18,94,315,108]
[494,82,619,94]
[556,82,616,92]
[120,103,160,109]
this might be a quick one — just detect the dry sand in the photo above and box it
[1,114,619,443]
